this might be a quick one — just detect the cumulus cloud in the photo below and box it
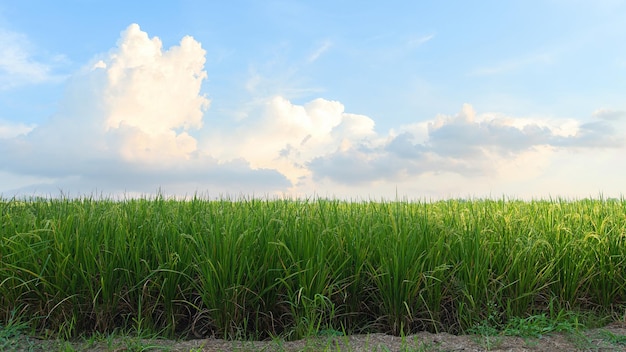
[3,23,210,166]
[95,23,210,162]
[204,96,377,187]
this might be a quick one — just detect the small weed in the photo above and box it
[467,303,503,350]
[317,328,345,337]
[504,312,582,338]
[471,333,503,351]
[600,329,626,345]
[121,336,171,351]
[565,331,594,351]
[467,302,502,333]
[0,308,33,351]
[57,341,77,352]
[400,337,440,352]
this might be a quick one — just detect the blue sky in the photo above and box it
[1,1,625,199]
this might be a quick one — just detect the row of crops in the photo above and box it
[1,196,625,339]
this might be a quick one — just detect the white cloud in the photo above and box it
[307,40,332,63]
[406,34,434,49]
[592,108,626,120]
[204,96,377,187]
[0,28,65,89]
[0,119,36,138]
[96,24,210,162]
[7,23,212,164]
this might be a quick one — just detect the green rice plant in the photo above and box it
[437,200,507,330]
[580,199,626,307]
[323,202,372,332]
[270,199,351,339]
[363,200,452,335]
[187,199,255,338]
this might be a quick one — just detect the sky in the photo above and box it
[1,0,625,200]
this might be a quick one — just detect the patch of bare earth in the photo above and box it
[10,323,626,351]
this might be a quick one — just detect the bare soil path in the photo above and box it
[6,322,626,351]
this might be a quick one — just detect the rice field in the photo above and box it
[1,195,625,341]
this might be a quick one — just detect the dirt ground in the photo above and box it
[8,322,626,351]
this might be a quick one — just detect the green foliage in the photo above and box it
[1,195,625,340]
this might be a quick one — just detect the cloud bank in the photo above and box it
[308,103,623,186]
[1,24,624,199]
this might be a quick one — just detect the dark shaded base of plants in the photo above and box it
[4,290,623,341]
